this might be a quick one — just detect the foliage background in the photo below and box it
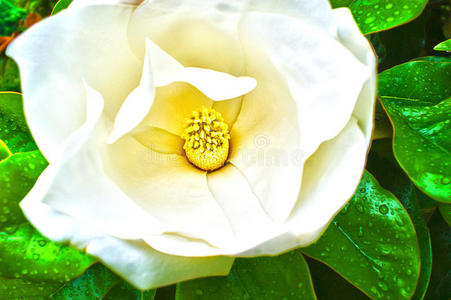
[0,0,450,299]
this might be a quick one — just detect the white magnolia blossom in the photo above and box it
[7,0,376,290]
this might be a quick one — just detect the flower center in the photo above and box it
[182,107,230,171]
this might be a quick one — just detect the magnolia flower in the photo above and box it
[7,0,376,290]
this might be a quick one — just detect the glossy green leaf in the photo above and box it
[434,39,451,52]
[0,139,10,161]
[424,211,451,300]
[302,171,421,300]
[378,61,451,203]
[0,277,60,299]
[0,223,96,283]
[50,263,119,299]
[0,151,47,229]
[438,204,451,227]
[329,0,354,8]
[177,251,316,300]
[105,281,156,300]
[0,92,37,153]
[331,0,427,35]
[51,0,71,15]
[305,257,370,300]
[367,139,432,300]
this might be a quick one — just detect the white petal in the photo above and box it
[206,164,281,250]
[239,12,370,158]
[6,5,141,161]
[106,135,236,249]
[333,8,377,143]
[239,117,368,256]
[107,40,155,144]
[69,0,143,8]
[249,0,336,35]
[22,82,165,240]
[20,199,233,290]
[286,117,367,242]
[145,39,256,101]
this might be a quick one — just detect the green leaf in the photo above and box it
[105,281,156,300]
[0,145,95,290]
[332,0,428,35]
[0,92,37,153]
[438,204,451,227]
[434,39,451,52]
[329,0,354,8]
[424,211,451,300]
[305,256,370,300]
[51,0,71,15]
[0,0,26,36]
[177,251,316,300]
[0,151,47,229]
[378,61,451,203]
[0,277,60,299]
[0,223,96,283]
[0,56,21,92]
[302,171,421,300]
[50,264,119,299]
[0,139,10,161]
[367,139,432,300]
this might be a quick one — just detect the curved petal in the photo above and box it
[107,40,155,144]
[6,5,141,161]
[20,200,233,290]
[105,135,236,249]
[333,8,377,143]
[227,36,303,223]
[239,11,370,158]
[128,0,247,76]
[132,126,184,155]
[22,82,165,240]
[238,117,368,256]
[286,117,368,243]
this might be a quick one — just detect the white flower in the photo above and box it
[7,0,376,290]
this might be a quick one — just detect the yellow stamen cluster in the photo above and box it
[182,107,230,171]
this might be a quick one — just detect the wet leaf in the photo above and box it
[302,171,421,300]
[379,61,451,203]
[0,277,60,299]
[50,263,118,299]
[434,39,451,52]
[305,256,370,300]
[177,251,316,300]
[367,139,432,300]
[0,92,37,153]
[0,151,47,229]
[0,223,96,283]
[330,0,428,34]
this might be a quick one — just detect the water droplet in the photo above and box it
[38,240,47,247]
[379,204,388,215]
[385,3,393,9]
[32,253,40,261]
